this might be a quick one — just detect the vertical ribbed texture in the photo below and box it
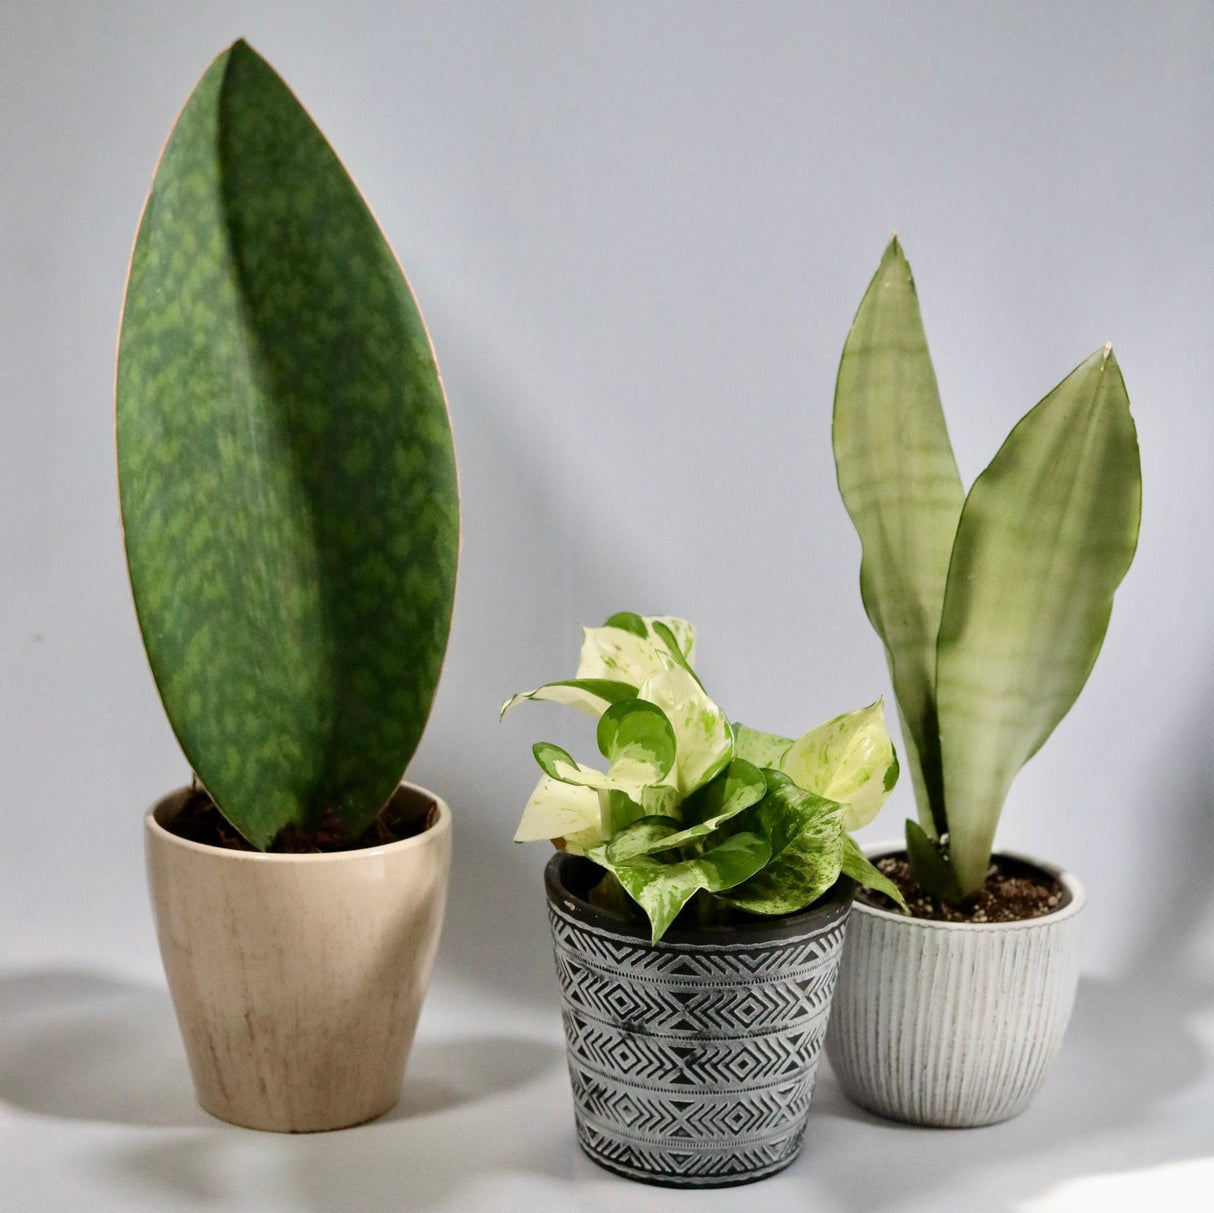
[826,864,1083,1127]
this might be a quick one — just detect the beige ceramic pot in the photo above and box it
[146,781,450,1132]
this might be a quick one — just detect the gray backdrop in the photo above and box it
[1,3,1211,1209]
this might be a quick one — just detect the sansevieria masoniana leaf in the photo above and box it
[936,346,1141,893]
[117,42,459,848]
[833,237,964,836]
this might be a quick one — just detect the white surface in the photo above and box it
[1,1,1211,1208]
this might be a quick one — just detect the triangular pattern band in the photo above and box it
[548,899,850,1187]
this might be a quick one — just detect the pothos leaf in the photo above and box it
[596,698,679,786]
[499,678,639,720]
[589,831,772,944]
[718,783,846,915]
[733,724,793,769]
[636,666,733,797]
[780,699,899,831]
[575,624,677,686]
[532,697,676,798]
[841,836,908,912]
[513,776,604,851]
[606,760,767,861]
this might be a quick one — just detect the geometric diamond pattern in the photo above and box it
[548,900,851,1187]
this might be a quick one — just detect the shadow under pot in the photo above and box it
[145,782,451,1132]
[545,852,852,1188]
[825,844,1084,1128]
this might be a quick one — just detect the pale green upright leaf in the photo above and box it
[117,41,458,848]
[781,699,899,830]
[833,238,964,835]
[936,346,1141,894]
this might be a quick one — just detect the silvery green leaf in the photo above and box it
[590,832,772,944]
[500,678,639,720]
[718,783,846,915]
[637,666,733,797]
[841,836,908,912]
[733,724,793,769]
[905,819,962,903]
[781,699,899,830]
[833,238,964,836]
[935,346,1141,894]
[513,776,604,847]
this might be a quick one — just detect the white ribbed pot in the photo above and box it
[825,844,1084,1127]
[145,781,451,1132]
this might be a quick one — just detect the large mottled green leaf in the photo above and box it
[718,783,846,915]
[833,238,963,835]
[781,699,899,830]
[116,41,458,848]
[936,346,1141,893]
[589,830,771,944]
[500,678,638,720]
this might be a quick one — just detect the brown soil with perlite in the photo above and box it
[165,786,437,853]
[858,851,1067,923]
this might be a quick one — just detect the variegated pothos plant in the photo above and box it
[504,613,906,943]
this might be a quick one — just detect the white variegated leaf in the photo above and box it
[781,699,898,830]
[575,625,678,686]
[500,678,638,720]
[637,666,733,797]
[513,776,604,848]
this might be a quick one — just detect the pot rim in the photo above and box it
[545,849,853,947]
[145,780,450,864]
[849,839,1085,931]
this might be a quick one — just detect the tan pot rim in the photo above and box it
[852,838,1085,931]
[145,780,451,865]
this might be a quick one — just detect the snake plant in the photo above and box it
[504,613,906,943]
[117,41,459,848]
[833,238,1141,899]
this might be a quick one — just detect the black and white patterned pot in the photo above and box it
[544,853,852,1188]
